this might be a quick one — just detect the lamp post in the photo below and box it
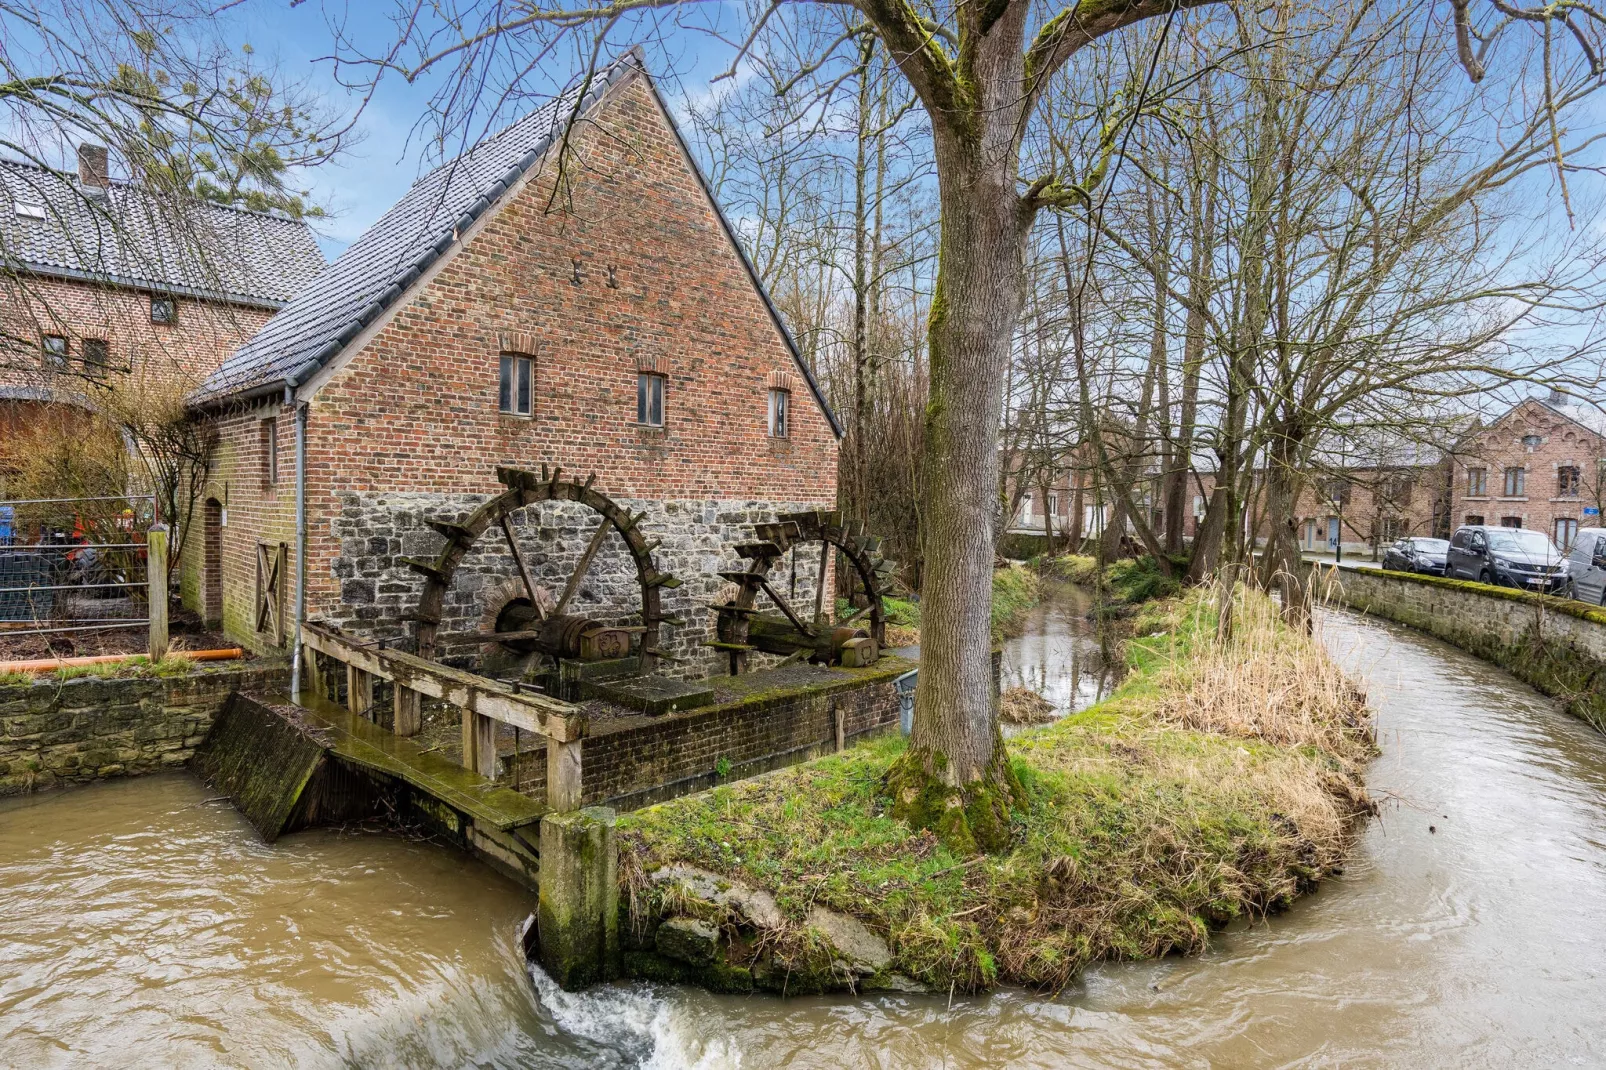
[1331,493,1344,564]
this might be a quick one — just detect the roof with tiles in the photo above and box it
[0,159,324,308]
[187,55,638,408]
[187,49,842,436]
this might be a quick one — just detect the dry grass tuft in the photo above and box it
[1149,584,1374,766]
[999,686,1058,724]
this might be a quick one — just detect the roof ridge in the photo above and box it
[0,155,314,224]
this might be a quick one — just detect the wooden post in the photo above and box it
[547,738,583,812]
[393,685,422,736]
[305,646,326,701]
[474,712,498,778]
[346,663,373,719]
[146,523,169,662]
[460,708,498,778]
[834,701,846,752]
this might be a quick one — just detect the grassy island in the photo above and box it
[618,586,1375,994]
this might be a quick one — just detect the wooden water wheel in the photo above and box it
[711,510,895,674]
[401,465,680,672]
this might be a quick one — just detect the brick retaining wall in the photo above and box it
[0,663,288,796]
[504,658,913,811]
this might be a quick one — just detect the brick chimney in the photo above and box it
[1548,385,1568,406]
[77,143,109,190]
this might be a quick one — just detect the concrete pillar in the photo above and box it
[147,524,168,662]
[537,806,618,990]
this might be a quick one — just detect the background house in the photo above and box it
[0,147,323,489]
[1449,392,1606,551]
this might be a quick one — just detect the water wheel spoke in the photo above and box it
[555,519,612,616]
[498,514,546,618]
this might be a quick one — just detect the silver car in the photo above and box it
[1564,527,1606,605]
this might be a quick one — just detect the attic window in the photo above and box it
[41,335,67,369]
[13,201,45,221]
[150,296,177,325]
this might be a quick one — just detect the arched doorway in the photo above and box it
[203,498,223,627]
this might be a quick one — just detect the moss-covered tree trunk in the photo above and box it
[884,22,1032,853]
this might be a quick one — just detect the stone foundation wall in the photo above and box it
[322,492,832,676]
[0,664,287,796]
[504,658,911,811]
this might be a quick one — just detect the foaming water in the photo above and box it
[5,604,1606,1067]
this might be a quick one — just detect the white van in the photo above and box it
[1564,527,1606,605]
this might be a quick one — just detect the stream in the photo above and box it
[3,595,1605,1067]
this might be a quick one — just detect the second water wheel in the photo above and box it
[710,510,895,674]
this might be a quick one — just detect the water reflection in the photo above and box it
[998,582,1122,725]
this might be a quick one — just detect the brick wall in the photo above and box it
[1449,398,1606,549]
[1,276,275,478]
[186,69,840,657]
[0,663,287,796]
[504,659,910,811]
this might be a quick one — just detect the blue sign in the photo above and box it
[1585,507,1600,517]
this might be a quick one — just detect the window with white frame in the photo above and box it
[637,373,665,427]
[768,388,790,437]
[499,354,532,416]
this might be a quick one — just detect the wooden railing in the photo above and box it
[300,621,587,811]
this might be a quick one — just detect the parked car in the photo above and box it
[1446,525,1568,592]
[1563,527,1606,605]
[1381,536,1450,575]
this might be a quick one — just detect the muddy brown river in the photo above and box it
[3,607,1605,1067]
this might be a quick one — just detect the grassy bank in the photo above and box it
[619,586,1375,993]
[852,565,1045,647]
[1043,553,1184,606]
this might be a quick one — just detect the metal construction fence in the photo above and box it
[0,495,157,638]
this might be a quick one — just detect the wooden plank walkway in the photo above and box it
[293,690,545,833]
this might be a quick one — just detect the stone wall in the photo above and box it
[0,663,287,796]
[322,491,833,676]
[1317,563,1606,731]
[504,658,912,811]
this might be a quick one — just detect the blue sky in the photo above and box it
[235,0,726,260]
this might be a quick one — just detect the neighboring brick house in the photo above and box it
[0,147,323,486]
[181,52,842,673]
[1448,393,1606,551]
[1191,445,1450,558]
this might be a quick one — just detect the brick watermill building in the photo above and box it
[158,52,917,987]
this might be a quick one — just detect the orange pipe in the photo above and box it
[0,648,245,675]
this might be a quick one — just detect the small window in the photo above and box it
[81,338,109,376]
[1503,467,1526,497]
[41,335,67,369]
[1466,467,1487,496]
[637,373,665,427]
[499,355,532,416]
[1559,466,1581,497]
[1522,434,1543,449]
[261,417,279,487]
[1464,515,1484,528]
[768,388,790,438]
[150,295,177,325]
[1047,493,1059,515]
[1556,517,1579,550]
[1500,516,1523,529]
